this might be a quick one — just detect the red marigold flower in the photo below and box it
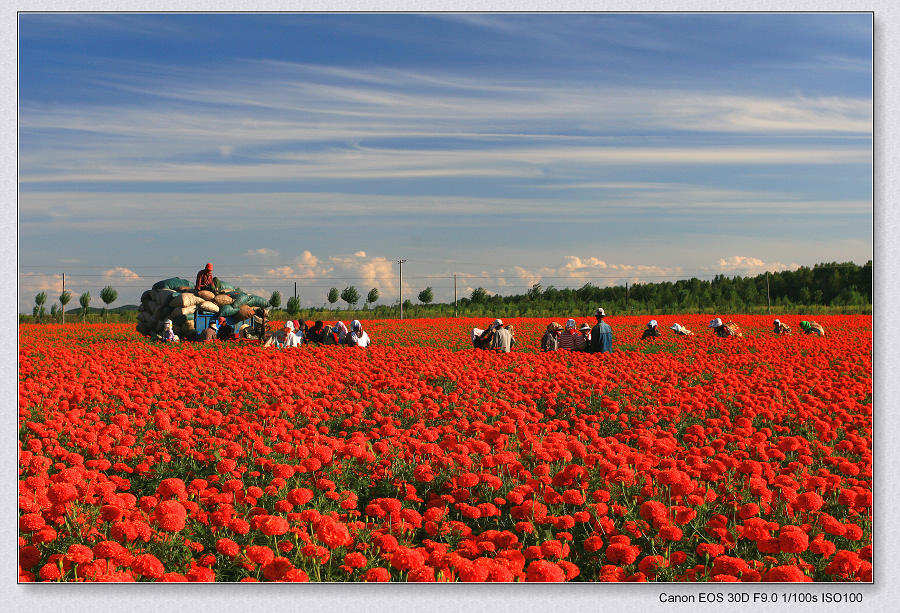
[638,555,668,575]
[262,557,295,581]
[793,491,824,512]
[19,545,41,569]
[228,518,250,535]
[583,535,604,553]
[762,565,812,582]
[525,559,566,582]
[390,547,426,572]
[315,517,352,549]
[540,539,566,559]
[606,543,640,565]
[47,483,78,504]
[156,478,187,500]
[658,525,683,542]
[38,562,62,581]
[99,504,124,522]
[374,533,399,553]
[696,543,724,559]
[408,566,436,582]
[66,544,93,565]
[216,538,240,558]
[561,489,585,505]
[131,553,165,580]
[711,555,749,577]
[245,545,275,566]
[825,550,863,577]
[19,513,46,533]
[343,552,367,569]
[186,565,215,582]
[639,500,669,527]
[843,524,863,540]
[363,567,391,582]
[259,515,290,537]
[457,472,479,488]
[161,572,188,582]
[778,526,809,554]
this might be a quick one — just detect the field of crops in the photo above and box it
[18,315,872,582]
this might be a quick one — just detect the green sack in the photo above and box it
[152,277,192,291]
[245,295,269,308]
[219,304,241,318]
[216,279,236,292]
[229,292,249,307]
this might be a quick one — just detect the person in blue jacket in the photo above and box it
[589,307,613,353]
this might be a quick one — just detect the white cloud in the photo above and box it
[245,248,278,258]
[716,256,801,274]
[103,266,140,281]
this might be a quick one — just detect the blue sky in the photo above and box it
[17,13,872,311]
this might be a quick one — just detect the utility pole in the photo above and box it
[454,274,458,318]
[294,281,297,300]
[766,271,771,314]
[61,272,65,325]
[397,259,407,320]
[625,282,629,313]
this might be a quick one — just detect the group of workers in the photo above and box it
[536,308,613,353]
[265,319,371,349]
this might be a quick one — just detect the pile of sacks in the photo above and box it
[135,277,270,338]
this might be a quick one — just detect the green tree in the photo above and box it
[327,287,339,306]
[59,290,72,325]
[286,296,301,317]
[269,291,282,310]
[79,291,91,322]
[418,287,434,305]
[367,288,379,306]
[341,286,360,309]
[34,292,47,322]
[470,287,487,303]
[50,303,60,321]
[527,283,543,301]
[100,286,118,323]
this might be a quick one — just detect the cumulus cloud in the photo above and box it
[245,248,278,258]
[716,256,800,274]
[103,267,140,281]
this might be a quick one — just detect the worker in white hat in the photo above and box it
[161,319,179,343]
[670,323,694,336]
[773,319,792,335]
[641,319,660,340]
[589,307,613,353]
[709,317,742,338]
[473,318,504,349]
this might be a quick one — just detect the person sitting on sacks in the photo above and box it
[541,322,562,352]
[160,319,179,343]
[641,320,661,340]
[216,316,235,341]
[195,262,216,292]
[347,320,371,347]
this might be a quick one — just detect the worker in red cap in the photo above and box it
[196,262,215,292]
[216,315,235,340]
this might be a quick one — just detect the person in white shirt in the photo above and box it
[347,320,371,347]
[265,320,301,348]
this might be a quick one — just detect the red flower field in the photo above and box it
[17,315,872,582]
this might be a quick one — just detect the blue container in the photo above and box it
[194,312,255,338]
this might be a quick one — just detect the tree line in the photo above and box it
[23,260,871,324]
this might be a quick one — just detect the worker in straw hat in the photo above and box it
[773,319,792,335]
[589,307,613,353]
[669,322,694,336]
[541,322,562,352]
[202,321,218,342]
[575,323,592,351]
[641,320,661,340]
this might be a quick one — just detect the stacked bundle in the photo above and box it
[135,277,269,338]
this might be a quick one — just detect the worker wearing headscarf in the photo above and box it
[575,323,591,351]
[541,322,562,352]
[773,319,792,335]
[670,323,694,336]
[799,320,826,336]
[559,318,579,350]
[334,321,349,344]
[161,319,179,342]
[709,317,742,338]
[641,320,660,340]
[348,320,371,347]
